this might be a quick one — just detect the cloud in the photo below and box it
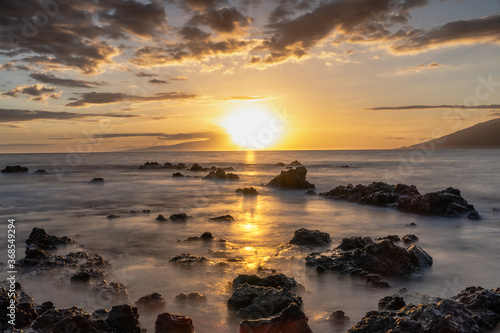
[66,91,197,107]
[29,73,107,88]
[404,62,442,72]
[391,14,500,53]
[0,143,55,147]
[188,7,252,35]
[2,84,61,102]
[0,108,139,122]
[367,104,500,111]
[94,131,215,140]
[172,75,188,80]
[136,72,158,77]
[168,0,226,11]
[149,79,170,84]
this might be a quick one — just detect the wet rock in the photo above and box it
[92,308,109,320]
[32,307,109,333]
[190,163,204,171]
[89,177,105,184]
[175,292,207,303]
[349,287,500,333]
[305,237,433,287]
[233,274,301,291]
[185,232,214,241]
[267,166,315,190]
[377,235,401,242]
[164,162,173,168]
[70,271,91,284]
[26,227,74,250]
[169,254,209,265]
[209,215,234,222]
[227,284,303,319]
[170,213,188,222]
[236,187,259,195]
[138,162,163,169]
[135,293,167,311]
[172,172,185,177]
[306,189,317,195]
[142,209,151,214]
[402,234,419,244]
[240,302,312,333]
[34,169,47,174]
[378,295,406,311]
[2,165,29,173]
[329,310,351,324]
[321,182,480,219]
[155,312,194,333]
[407,222,417,227]
[275,162,286,167]
[203,169,240,180]
[289,228,331,247]
[91,281,129,303]
[289,161,302,166]
[106,305,141,333]
[175,163,187,169]
[106,215,120,219]
[156,215,168,222]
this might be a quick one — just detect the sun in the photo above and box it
[220,105,284,149]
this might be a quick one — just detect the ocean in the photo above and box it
[1,150,499,332]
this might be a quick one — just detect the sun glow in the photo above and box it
[220,106,284,149]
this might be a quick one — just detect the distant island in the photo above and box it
[403,118,500,149]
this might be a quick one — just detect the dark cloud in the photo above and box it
[136,72,158,77]
[149,79,169,84]
[0,108,139,122]
[405,62,441,72]
[2,84,61,101]
[392,14,500,53]
[168,0,226,11]
[188,7,252,34]
[66,91,197,107]
[29,73,107,88]
[367,104,500,111]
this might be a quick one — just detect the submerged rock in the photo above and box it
[233,274,301,291]
[170,213,188,222]
[190,163,205,171]
[172,172,185,177]
[329,310,351,325]
[203,169,239,181]
[175,292,207,303]
[306,189,317,195]
[239,302,312,333]
[26,228,74,250]
[275,162,286,167]
[349,287,500,333]
[138,162,163,169]
[320,182,480,219]
[135,293,166,311]
[377,235,401,242]
[2,165,29,173]
[169,254,209,265]
[402,234,419,244]
[88,177,105,184]
[185,232,214,241]
[156,215,168,222]
[236,187,259,195]
[34,169,47,174]
[289,161,302,166]
[155,312,194,333]
[209,215,234,222]
[267,166,315,190]
[289,228,331,247]
[305,237,433,287]
[91,281,129,303]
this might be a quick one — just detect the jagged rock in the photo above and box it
[305,237,433,287]
[164,162,174,168]
[349,287,500,333]
[236,187,259,195]
[240,302,312,333]
[321,182,480,219]
[70,271,91,284]
[156,215,168,222]
[89,178,105,184]
[91,281,129,303]
[26,228,74,250]
[185,232,214,241]
[155,312,194,333]
[138,162,162,169]
[267,166,315,190]
[209,215,234,222]
[233,274,301,291]
[106,305,141,333]
[32,307,110,333]
[275,162,286,167]
[169,254,208,265]
[172,172,185,177]
[378,295,406,311]
[92,308,109,320]
[2,165,29,173]
[135,293,166,311]
[289,228,331,247]
[289,161,302,166]
[175,293,207,303]
[203,169,239,181]
[190,163,204,171]
[329,310,351,324]
[175,163,187,169]
[403,234,419,244]
[170,213,188,222]
[377,235,401,242]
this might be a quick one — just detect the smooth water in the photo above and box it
[1,150,499,332]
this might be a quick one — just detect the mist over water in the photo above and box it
[1,150,499,332]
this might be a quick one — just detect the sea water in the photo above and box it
[1,150,499,332]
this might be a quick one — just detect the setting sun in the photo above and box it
[219,106,285,150]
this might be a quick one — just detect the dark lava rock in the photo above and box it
[26,228,74,250]
[164,162,174,169]
[185,232,215,241]
[138,162,163,169]
[175,292,207,303]
[203,169,240,180]
[267,166,315,190]
[329,310,351,324]
[170,213,188,222]
[240,302,312,333]
[289,228,331,247]
[378,295,406,311]
[402,234,419,244]
[34,169,47,174]
[106,305,141,333]
[209,215,234,222]
[156,215,168,222]
[190,163,204,171]
[88,177,105,185]
[306,189,317,195]
[155,312,194,333]
[91,281,129,303]
[233,274,301,291]
[289,161,302,166]
[172,172,185,177]
[349,287,500,333]
[32,307,111,333]
[92,308,109,320]
[70,271,91,284]
[305,237,433,287]
[377,235,401,242]
[275,162,286,167]
[227,284,303,319]
[135,293,166,311]
[175,163,187,169]
[169,254,209,265]
[2,165,29,173]
[236,187,259,195]
[321,182,479,219]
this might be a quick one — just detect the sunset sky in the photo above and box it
[1,0,499,152]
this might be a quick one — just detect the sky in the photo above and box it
[0,0,499,152]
